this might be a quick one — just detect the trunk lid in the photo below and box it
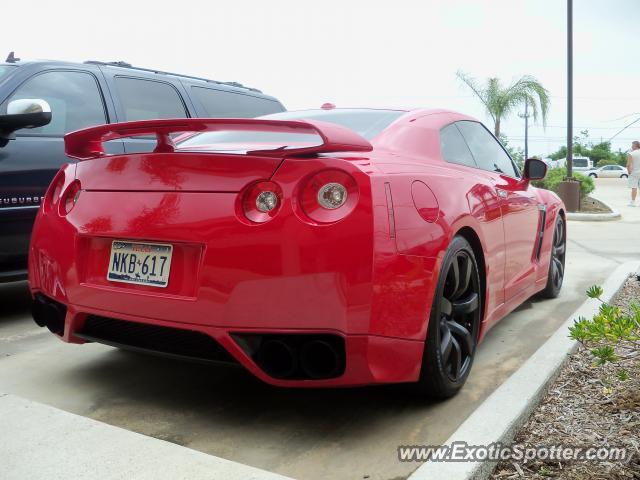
[75,152,282,192]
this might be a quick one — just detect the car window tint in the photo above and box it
[259,109,404,140]
[178,109,404,149]
[0,65,17,81]
[456,121,519,177]
[115,77,187,121]
[439,123,477,168]
[192,87,283,118]
[4,70,106,136]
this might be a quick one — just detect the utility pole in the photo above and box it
[557,0,580,212]
[519,99,530,159]
[566,0,573,178]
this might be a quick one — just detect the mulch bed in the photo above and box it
[579,196,613,214]
[490,276,640,479]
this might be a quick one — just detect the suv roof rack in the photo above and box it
[84,60,262,93]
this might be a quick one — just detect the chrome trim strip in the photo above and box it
[0,205,41,211]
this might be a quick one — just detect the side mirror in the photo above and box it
[523,158,547,181]
[0,99,52,147]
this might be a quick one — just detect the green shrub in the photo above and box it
[569,285,639,383]
[532,167,594,198]
[596,159,618,167]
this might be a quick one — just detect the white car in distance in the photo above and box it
[584,164,629,178]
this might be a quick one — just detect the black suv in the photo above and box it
[0,54,285,282]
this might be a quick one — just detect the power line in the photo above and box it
[541,125,640,130]
[608,116,640,142]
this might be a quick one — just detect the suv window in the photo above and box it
[192,87,283,118]
[0,65,17,81]
[4,70,106,136]
[456,121,518,177]
[114,77,187,121]
[440,124,477,168]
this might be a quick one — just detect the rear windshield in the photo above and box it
[0,65,17,81]
[177,109,404,152]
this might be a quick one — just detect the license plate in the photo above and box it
[107,241,173,288]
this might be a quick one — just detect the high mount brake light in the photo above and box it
[299,170,358,224]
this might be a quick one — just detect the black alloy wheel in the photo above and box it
[418,236,481,399]
[540,215,566,298]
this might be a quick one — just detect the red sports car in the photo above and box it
[28,108,565,398]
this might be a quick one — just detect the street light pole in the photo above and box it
[567,0,573,178]
[519,99,530,159]
[524,99,529,159]
[557,0,580,212]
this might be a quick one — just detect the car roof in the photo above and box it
[0,58,269,96]
[272,107,478,126]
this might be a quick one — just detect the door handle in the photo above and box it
[496,188,508,199]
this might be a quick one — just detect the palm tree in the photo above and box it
[456,71,550,138]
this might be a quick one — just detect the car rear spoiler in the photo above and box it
[64,118,373,160]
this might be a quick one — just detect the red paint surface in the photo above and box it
[29,111,564,387]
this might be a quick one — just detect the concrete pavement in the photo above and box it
[0,177,637,480]
[0,393,292,480]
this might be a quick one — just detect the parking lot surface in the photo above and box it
[1,178,637,480]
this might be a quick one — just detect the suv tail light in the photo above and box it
[298,169,358,224]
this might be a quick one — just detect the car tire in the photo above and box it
[621,174,628,178]
[416,236,481,399]
[589,173,597,178]
[539,215,566,299]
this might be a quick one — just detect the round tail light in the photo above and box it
[45,169,66,211]
[61,180,81,215]
[298,170,358,224]
[317,183,348,209]
[239,181,282,224]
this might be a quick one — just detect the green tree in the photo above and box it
[456,71,550,137]
[499,134,524,169]
[547,131,628,167]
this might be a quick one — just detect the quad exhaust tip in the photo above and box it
[299,340,341,379]
[256,339,298,379]
[236,334,345,381]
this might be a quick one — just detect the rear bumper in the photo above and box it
[32,293,424,387]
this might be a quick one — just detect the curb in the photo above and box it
[566,211,620,221]
[566,195,621,221]
[0,394,293,480]
[407,261,640,480]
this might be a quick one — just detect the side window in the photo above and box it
[192,86,283,118]
[439,124,477,168]
[456,121,519,177]
[114,77,187,121]
[4,70,106,136]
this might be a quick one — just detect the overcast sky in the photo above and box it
[3,0,639,156]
